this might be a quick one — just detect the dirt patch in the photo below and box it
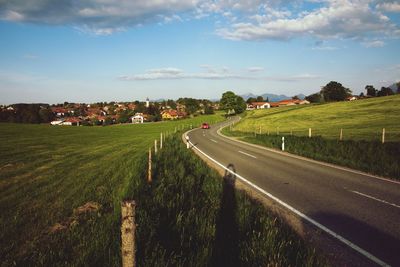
[49,201,102,234]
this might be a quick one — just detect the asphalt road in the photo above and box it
[187,117,400,267]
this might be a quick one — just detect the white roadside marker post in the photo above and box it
[382,128,385,144]
[186,135,190,149]
[282,137,285,151]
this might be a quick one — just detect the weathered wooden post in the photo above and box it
[259,125,262,134]
[290,129,293,136]
[121,200,136,267]
[282,137,285,151]
[160,133,163,150]
[148,148,152,183]
[309,128,312,138]
[382,128,385,144]
[340,128,343,141]
[154,140,157,155]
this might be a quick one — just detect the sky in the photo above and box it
[0,0,400,104]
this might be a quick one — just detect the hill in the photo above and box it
[233,95,400,141]
[241,93,305,102]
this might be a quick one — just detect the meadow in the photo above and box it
[0,114,325,266]
[235,95,400,142]
[0,115,223,266]
[225,95,400,179]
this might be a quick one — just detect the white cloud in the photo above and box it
[217,0,397,41]
[0,0,198,35]
[247,67,265,72]
[119,67,319,81]
[377,2,400,12]
[362,40,385,47]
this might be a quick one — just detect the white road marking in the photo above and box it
[184,129,390,267]
[238,150,257,159]
[216,127,400,186]
[210,139,218,143]
[351,190,400,209]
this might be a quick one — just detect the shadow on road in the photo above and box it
[210,164,240,267]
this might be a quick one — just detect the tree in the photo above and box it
[377,87,394,97]
[38,108,54,123]
[204,105,214,114]
[220,91,246,115]
[365,85,376,97]
[320,81,352,102]
[397,82,400,94]
[305,93,322,103]
[256,96,264,102]
[292,95,300,100]
[246,97,257,104]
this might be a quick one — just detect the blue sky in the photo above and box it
[1,0,399,104]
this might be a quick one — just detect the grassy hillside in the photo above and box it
[234,95,400,141]
[0,115,223,266]
[0,114,325,266]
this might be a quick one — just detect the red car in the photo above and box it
[201,122,210,129]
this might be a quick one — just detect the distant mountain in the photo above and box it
[241,93,306,102]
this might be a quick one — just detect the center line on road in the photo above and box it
[210,139,218,143]
[351,190,400,209]
[184,134,389,267]
[238,150,257,159]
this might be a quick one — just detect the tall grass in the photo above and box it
[0,114,224,266]
[223,128,400,180]
[129,135,326,266]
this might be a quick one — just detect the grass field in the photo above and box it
[0,114,325,266]
[0,114,224,266]
[234,95,400,141]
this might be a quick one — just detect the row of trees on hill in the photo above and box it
[0,104,54,124]
[306,81,400,103]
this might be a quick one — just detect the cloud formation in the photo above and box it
[0,0,199,35]
[119,67,319,82]
[217,0,397,41]
[0,0,399,43]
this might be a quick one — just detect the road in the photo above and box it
[187,118,400,267]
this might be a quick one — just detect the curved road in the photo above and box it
[187,117,400,267]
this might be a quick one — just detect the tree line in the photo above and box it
[305,81,400,103]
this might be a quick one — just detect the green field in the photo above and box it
[0,114,325,266]
[234,95,400,141]
[0,115,224,266]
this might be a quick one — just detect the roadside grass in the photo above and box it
[223,126,400,180]
[129,135,325,266]
[235,95,400,142]
[0,114,224,266]
[1,113,327,266]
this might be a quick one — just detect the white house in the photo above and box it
[252,102,271,109]
[131,113,144,124]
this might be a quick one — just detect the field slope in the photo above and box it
[0,115,223,266]
[235,95,400,141]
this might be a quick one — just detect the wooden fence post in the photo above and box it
[160,133,163,150]
[121,200,136,267]
[309,128,312,138]
[154,140,157,155]
[340,128,343,141]
[148,148,152,183]
[382,128,385,144]
[259,125,262,134]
